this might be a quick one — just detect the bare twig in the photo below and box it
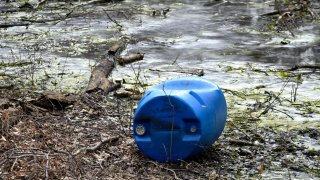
[228,121,252,140]
[10,158,18,171]
[116,98,128,136]
[45,152,50,180]
[103,10,123,28]
[229,139,255,146]
[72,136,119,156]
[271,108,294,120]
[171,55,180,65]
[257,78,290,118]
[148,161,181,180]
[277,12,296,37]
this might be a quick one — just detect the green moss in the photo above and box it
[277,71,291,78]
[225,66,246,72]
[315,37,320,45]
[280,39,290,45]
[0,61,33,68]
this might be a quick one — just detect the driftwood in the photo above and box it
[117,53,144,66]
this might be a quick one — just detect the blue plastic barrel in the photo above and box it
[133,77,227,162]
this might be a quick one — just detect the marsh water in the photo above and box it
[1,1,319,124]
[1,0,319,128]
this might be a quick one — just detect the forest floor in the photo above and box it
[0,88,319,179]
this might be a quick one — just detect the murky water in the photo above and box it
[117,0,320,126]
[0,0,319,119]
[1,0,319,122]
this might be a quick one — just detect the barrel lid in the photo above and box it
[134,95,202,162]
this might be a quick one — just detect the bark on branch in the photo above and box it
[117,53,144,66]
[289,64,320,71]
[86,59,115,93]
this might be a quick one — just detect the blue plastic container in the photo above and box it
[133,77,227,162]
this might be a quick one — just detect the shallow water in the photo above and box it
[0,1,319,122]
[117,0,320,128]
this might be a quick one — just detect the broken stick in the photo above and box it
[117,53,144,66]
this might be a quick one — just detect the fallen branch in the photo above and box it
[21,9,75,24]
[72,136,119,156]
[229,139,254,146]
[86,41,126,93]
[220,88,246,99]
[173,69,204,76]
[149,68,204,76]
[108,42,125,56]
[271,108,294,120]
[257,79,290,118]
[204,1,227,7]
[148,161,182,180]
[104,10,123,28]
[80,0,123,6]
[20,102,49,115]
[117,53,144,66]
[0,85,13,89]
[289,64,320,71]
[0,23,29,29]
[29,91,77,111]
[86,59,115,93]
